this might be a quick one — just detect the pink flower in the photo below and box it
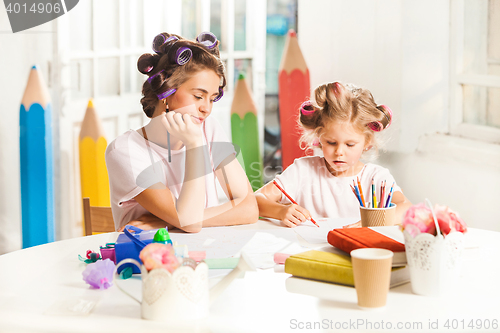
[434,205,467,236]
[139,243,179,273]
[402,203,436,235]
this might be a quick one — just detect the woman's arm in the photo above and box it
[201,155,259,227]
[255,181,311,228]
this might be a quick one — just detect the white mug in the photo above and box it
[115,259,209,321]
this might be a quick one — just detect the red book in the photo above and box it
[327,227,407,266]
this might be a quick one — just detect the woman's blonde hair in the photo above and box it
[298,82,392,155]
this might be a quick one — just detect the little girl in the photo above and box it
[106,32,258,232]
[256,82,411,227]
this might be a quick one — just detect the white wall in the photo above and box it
[298,0,500,231]
[0,12,55,253]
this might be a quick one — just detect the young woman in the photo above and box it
[106,32,258,232]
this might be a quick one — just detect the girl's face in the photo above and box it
[166,69,221,124]
[319,121,369,177]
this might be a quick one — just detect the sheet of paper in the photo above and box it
[169,228,256,259]
[369,226,405,244]
[238,232,309,269]
[293,218,358,244]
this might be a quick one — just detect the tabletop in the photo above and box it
[0,220,499,333]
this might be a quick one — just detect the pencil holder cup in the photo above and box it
[359,203,396,227]
[115,259,209,321]
[403,230,464,297]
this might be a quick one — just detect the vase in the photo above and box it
[403,230,464,297]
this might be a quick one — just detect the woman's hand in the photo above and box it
[163,111,202,148]
[343,220,362,228]
[279,204,312,228]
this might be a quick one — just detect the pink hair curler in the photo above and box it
[378,104,393,129]
[367,121,383,132]
[300,100,315,116]
[312,138,320,147]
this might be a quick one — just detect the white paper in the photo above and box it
[239,232,309,269]
[369,226,405,244]
[293,218,359,244]
[169,228,256,259]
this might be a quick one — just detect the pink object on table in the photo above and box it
[274,253,292,265]
[189,251,206,262]
[100,248,116,264]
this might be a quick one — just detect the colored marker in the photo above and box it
[273,180,320,227]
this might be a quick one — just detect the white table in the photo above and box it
[0,221,499,333]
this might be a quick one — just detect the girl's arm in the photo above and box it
[391,191,412,225]
[201,155,259,227]
[255,181,311,228]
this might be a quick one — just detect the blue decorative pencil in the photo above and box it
[20,65,55,248]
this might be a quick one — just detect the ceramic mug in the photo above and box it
[115,258,209,321]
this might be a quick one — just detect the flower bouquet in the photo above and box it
[401,199,467,296]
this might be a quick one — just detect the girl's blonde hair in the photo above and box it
[298,82,392,154]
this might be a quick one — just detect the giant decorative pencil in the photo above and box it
[231,73,263,191]
[278,29,310,169]
[79,99,110,228]
[20,65,55,248]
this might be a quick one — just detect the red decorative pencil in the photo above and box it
[272,180,320,227]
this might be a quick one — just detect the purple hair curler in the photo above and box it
[157,88,176,100]
[196,31,218,49]
[176,47,193,65]
[300,100,315,116]
[165,36,179,44]
[213,88,224,102]
[147,70,165,84]
[152,34,166,53]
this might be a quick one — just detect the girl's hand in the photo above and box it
[279,204,312,228]
[163,111,202,148]
[343,220,362,228]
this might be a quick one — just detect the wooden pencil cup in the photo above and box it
[360,203,396,227]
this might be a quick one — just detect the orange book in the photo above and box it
[327,227,407,266]
[278,29,310,169]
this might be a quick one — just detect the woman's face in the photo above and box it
[165,69,220,124]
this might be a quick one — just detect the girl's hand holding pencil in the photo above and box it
[279,204,313,228]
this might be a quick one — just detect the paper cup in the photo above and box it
[360,203,396,227]
[351,248,393,309]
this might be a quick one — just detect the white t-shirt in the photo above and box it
[274,156,402,219]
[105,117,235,231]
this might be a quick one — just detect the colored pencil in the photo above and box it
[352,181,364,207]
[350,184,363,207]
[272,180,319,227]
[371,177,377,208]
[278,29,309,169]
[379,180,385,208]
[79,99,110,210]
[356,176,365,207]
[385,182,395,208]
[231,73,263,191]
[20,65,55,247]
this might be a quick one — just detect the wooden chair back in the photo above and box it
[83,197,115,236]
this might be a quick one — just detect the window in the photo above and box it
[450,0,500,143]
